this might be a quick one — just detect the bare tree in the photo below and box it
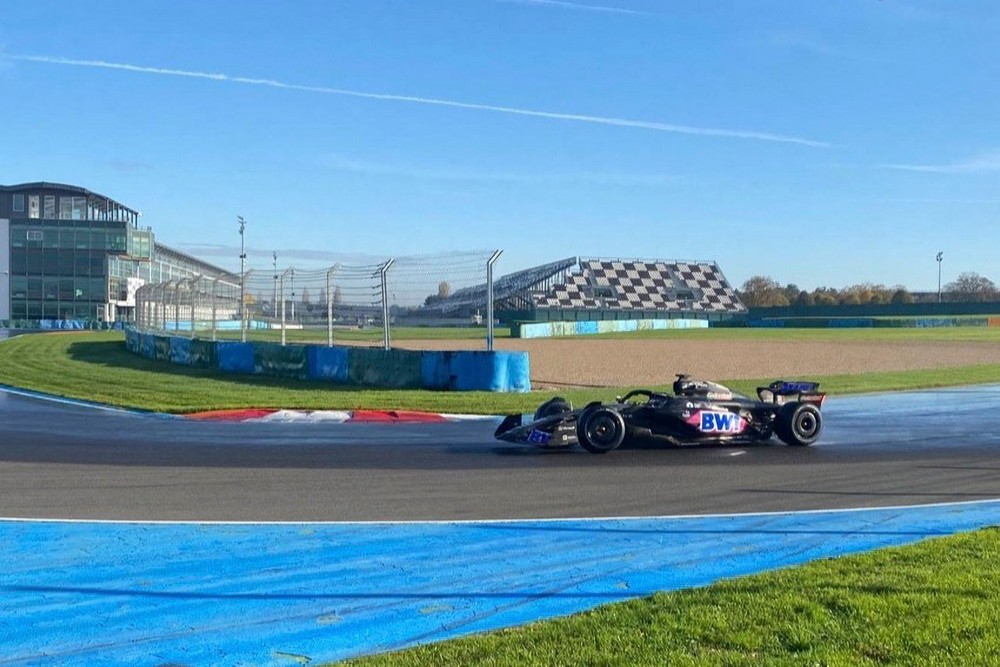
[437,281,452,299]
[945,272,997,302]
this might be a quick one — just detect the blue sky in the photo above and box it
[1,0,997,291]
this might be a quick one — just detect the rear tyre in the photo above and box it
[577,407,626,454]
[534,396,572,421]
[775,402,822,446]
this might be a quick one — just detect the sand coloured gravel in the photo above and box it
[383,337,1000,388]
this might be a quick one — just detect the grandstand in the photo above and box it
[427,256,745,323]
[421,257,578,316]
[533,258,745,313]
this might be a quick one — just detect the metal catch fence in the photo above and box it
[134,249,503,349]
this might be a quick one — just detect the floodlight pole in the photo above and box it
[272,251,278,321]
[936,251,944,303]
[238,216,247,342]
[486,249,503,351]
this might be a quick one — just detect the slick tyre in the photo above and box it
[534,396,572,421]
[775,402,822,446]
[577,406,626,454]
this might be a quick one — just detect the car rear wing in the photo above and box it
[757,380,826,407]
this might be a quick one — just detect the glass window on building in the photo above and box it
[74,254,91,276]
[10,277,27,299]
[26,250,43,273]
[44,228,59,248]
[28,195,40,219]
[72,197,86,220]
[58,250,74,275]
[89,277,106,300]
[59,197,72,220]
[10,248,26,273]
[13,194,25,213]
[90,252,107,276]
[42,277,59,300]
[43,196,56,219]
[42,253,60,274]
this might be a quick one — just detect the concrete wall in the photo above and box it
[748,317,999,329]
[125,329,531,392]
[513,318,709,339]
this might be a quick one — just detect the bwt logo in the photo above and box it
[699,411,744,433]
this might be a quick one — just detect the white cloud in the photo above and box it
[880,153,1000,174]
[496,0,648,16]
[6,54,828,148]
[319,154,678,186]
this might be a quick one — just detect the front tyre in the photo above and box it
[775,402,822,446]
[577,407,626,454]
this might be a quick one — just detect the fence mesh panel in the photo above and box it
[135,250,500,347]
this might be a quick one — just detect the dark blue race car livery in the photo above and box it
[494,375,826,454]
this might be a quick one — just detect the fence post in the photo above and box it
[157,283,166,332]
[379,259,394,350]
[189,275,201,339]
[211,276,220,341]
[487,250,503,351]
[280,268,292,346]
[173,279,185,334]
[326,264,339,347]
[240,269,250,343]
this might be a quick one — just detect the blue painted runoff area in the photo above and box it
[3,500,999,666]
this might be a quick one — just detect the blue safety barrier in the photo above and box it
[308,346,350,382]
[125,330,531,392]
[217,341,255,374]
[169,337,192,366]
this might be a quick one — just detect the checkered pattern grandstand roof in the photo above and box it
[532,258,746,313]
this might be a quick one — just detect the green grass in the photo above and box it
[2,330,1000,413]
[339,528,1000,666]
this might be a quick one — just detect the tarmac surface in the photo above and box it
[2,385,1000,522]
[3,382,1000,665]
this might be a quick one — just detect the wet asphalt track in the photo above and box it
[2,385,1000,522]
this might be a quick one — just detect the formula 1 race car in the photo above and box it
[494,375,826,453]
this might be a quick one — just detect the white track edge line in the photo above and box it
[2,497,998,526]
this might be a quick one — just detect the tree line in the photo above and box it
[739,272,998,308]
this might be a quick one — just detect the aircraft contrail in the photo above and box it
[496,0,649,16]
[8,54,828,148]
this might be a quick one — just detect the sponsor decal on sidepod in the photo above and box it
[687,410,746,434]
